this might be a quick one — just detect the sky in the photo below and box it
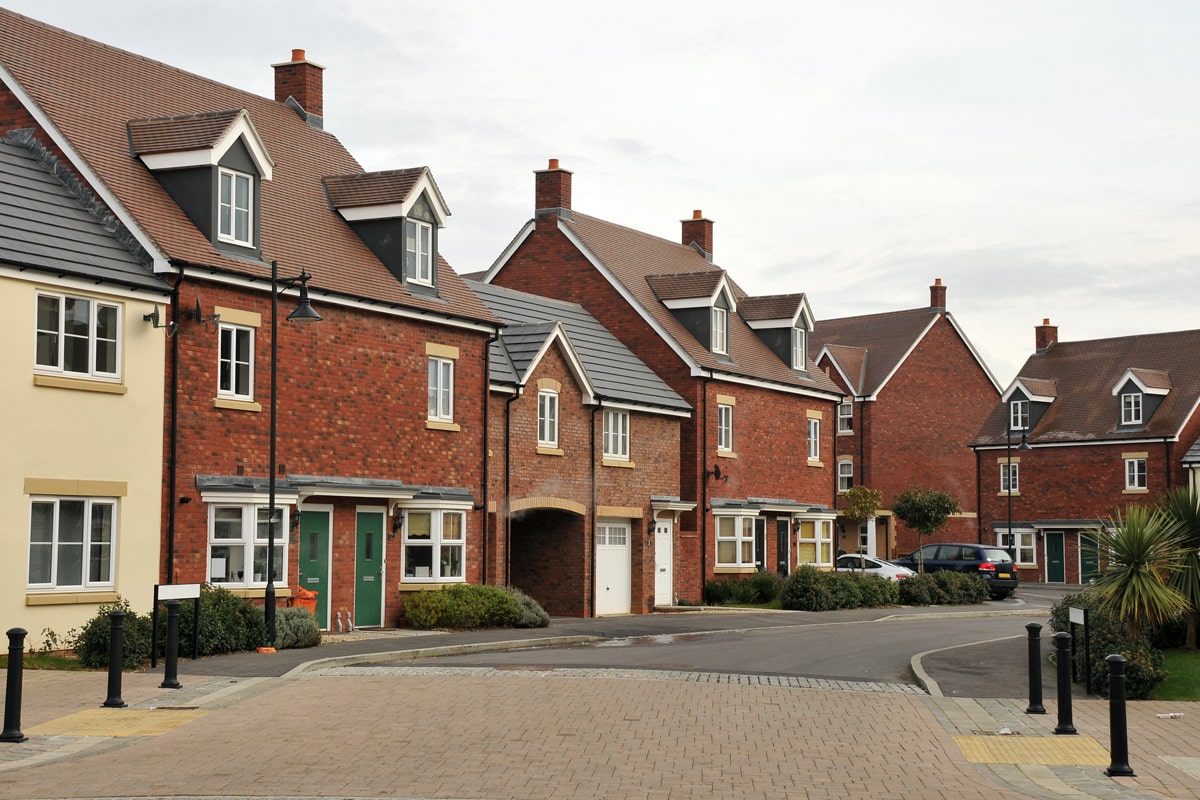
[6,0,1198,385]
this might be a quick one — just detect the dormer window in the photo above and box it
[791,327,807,370]
[1009,399,1029,430]
[712,306,728,355]
[218,168,253,246]
[405,219,433,285]
[1121,392,1143,425]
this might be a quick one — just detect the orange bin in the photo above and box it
[292,587,318,615]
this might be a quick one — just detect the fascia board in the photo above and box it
[338,203,407,222]
[690,366,844,402]
[1111,369,1170,397]
[974,436,1179,452]
[482,221,536,281]
[139,149,214,171]
[404,169,451,225]
[0,63,170,273]
[518,323,597,401]
[4,265,170,299]
[815,345,859,395]
[214,112,274,180]
[1003,379,1056,404]
[587,399,691,419]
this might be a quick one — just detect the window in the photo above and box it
[807,418,820,461]
[218,323,254,400]
[1009,399,1029,431]
[218,168,253,245]
[715,515,755,567]
[711,306,728,355]
[997,530,1035,566]
[28,497,116,589]
[1125,458,1147,490]
[858,523,870,552]
[791,327,806,370]
[428,357,454,422]
[404,219,433,284]
[837,460,853,492]
[837,402,853,433]
[717,403,733,452]
[538,390,559,447]
[797,519,834,566]
[35,292,120,380]
[1121,393,1142,425]
[1001,462,1019,493]
[603,409,630,460]
[403,510,464,581]
[207,505,285,586]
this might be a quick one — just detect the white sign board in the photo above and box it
[158,583,202,601]
[1069,606,1086,625]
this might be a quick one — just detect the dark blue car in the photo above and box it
[893,543,1019,599]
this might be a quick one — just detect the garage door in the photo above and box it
[596,519,631,616]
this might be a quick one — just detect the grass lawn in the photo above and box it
[1154,649,1200,701]
[0,652,87,671]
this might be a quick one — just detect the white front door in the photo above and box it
[654,517,673,606]
[595,519,631,615]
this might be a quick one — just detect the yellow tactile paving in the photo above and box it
[26,708,207,737]
[954,734,1111,765]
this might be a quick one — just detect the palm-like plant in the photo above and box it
[1092,504,1190,642]
[1160,487,1200,649]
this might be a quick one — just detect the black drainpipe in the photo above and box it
[166,264,184,583]
[590,398,604,617]
[1166,438,1174,491]
[504,388,519,587]
[974,446,983,545]
[700,372,713,602]
[477,327,500,585]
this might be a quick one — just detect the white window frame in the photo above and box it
[997,529,1036,566]
[34,291,121,380]
[711,306,728,355]
[603,409,630,460]
[218,322,255,401]
[797,519,834,567]
[807,418,820,461]
[405,218,434,285]
[27,496,117,590]
[402,509,466,582]
[1009,399,1029,431]
[538,389,559,447]
[1001,462,1019,493]
[791,327,806,370]
[218,167,253,246]
[428,357,454,422]
[206,504,287,587]
[837,402,853,433]
[837,460,853,492]
[1121,392,1143,425]
[1125,458,1147,490]
[715,514,756,567]
[716,403,733,452]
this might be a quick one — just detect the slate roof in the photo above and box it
[0,134,166,293]
[468,280,691,413]
[810,307,940,396]
[0,9,496,326]
[1184,438,1200,466]
[539,212,842,396]
[973,329,1200,447]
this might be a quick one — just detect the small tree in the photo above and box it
[891,487,960,573]
[841,485,883,572]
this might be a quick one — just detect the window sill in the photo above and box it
[713,566,758,574]
[426,420,461,432]
[716,450,737,459]
[537,446,564,456]
[602,458,636,469]
[26,590,120,606]
[996,492,1021,497]
[836,431,854,437]
[213,397,262,412]
[807,460,824,468]
[33,374,127,394]
[220,587,293,599]
[399,580,465,592]
[1122,488,1149,495]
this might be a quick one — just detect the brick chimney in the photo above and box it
[1035,318,1058,352]
[681,210,714,260]
[535,158,572,217]
[929,278,947,312]
[273,49,325,119]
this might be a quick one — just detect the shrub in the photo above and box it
[508,587,551,628]
[932,571,989,604]
[707,571,784,605]
[274,607,321,649]
[404,584,548,630]
[169,584,265,656]
[742,570,783,603]
[71,598,153,670]
[704,577,736,605]
[1049,591,1166,699]
[858,576,900,607]
[824,571,863,609]
[898,574,947,606]
[781,566,837,611]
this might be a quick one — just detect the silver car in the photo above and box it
[835,553,917,582]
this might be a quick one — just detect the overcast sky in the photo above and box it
[7,1,1198,385]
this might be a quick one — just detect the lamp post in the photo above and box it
[266,260,322,644]
[1005,404,1032,558]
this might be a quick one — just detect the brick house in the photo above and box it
[810,279,1001,557]
[482,161,846,601]
[469,280,691,615]
[0,10,500,630]
[971,320,1200,584]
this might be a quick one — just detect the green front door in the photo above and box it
[354,511,384,627]
[1080,531,1101,583]
[297,510,330,629]
[1045,531,1065,583]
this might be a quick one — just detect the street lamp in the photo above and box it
[266,260,322,644]
[1005,404,1032,560]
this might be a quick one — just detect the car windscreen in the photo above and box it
[982,548,1014,563]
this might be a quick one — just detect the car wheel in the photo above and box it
[989,591,1011,601]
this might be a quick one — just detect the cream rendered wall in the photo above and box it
[2,268,166,650]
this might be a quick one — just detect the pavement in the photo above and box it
[0,587,1197,800]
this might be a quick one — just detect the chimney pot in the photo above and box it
[292,49,306,62]
[548,158,559,170]
[693,209,703,220]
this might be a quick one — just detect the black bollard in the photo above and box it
[102,610,127,708]
[1053,631,1076,734]
[1025,622,1046,714]
[1104,654,1136,777]
[160,599,182,690]
[1,628,28,743]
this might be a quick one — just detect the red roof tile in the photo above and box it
[127,110,244,155]
[811,308,938,396]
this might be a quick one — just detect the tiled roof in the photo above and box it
[810,308,938,396]
[127,110,243,155]
[558,212,842,395]
[973,329,1200,446]
[0,134,166,292]
[469,279,691,413]
[1128,368,1171,391]
[1184,438,1200,465]
[323,167,435,209]
[820,344,868,394]
[1017,377,1058,399]
[645,271,724,302]
[739,294,806,322]
[0,9,496,326]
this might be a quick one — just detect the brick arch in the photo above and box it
[509,496,587,516]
